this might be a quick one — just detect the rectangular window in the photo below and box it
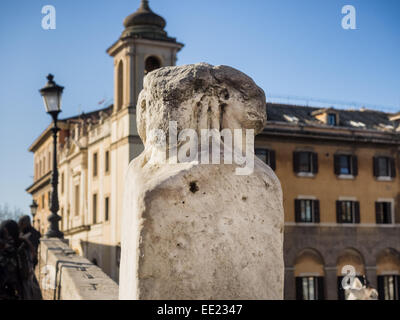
[296,276,324,300]
[336,200,360,224]
[93,152,98,177]
[61,172,65,194]
[376,202,392,224]
[255,148,276,171]
[378,157,389,177]
[105,151,110,173]
[374,157,396,178]
[48,191,51,207]
[378,275,400,300]
[93,194,98,224]
[295,199,320,223]
[328,113,337,126]
[339,155,351,175]
[42,194,45,209]
[299,152,311,172]
[301,200,313,222]
[75,185,80,216]
[48,152,51,172]
[105,197,110,222]
[294,151,318,174]
[334,154,358,176]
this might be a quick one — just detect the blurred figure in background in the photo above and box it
[18,216,41,268]
[0,220,42,300]
[0,220,24,299]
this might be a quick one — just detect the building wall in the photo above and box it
[256,134,400,299]
[256,137,399,224]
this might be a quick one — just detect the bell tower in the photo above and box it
[107,0,184,111]
[106,1,183,281]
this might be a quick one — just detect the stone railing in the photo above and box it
[36,238,118,300]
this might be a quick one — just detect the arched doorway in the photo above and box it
[376,248,400,300]
[294,248,325,300]
[336,248,366,300]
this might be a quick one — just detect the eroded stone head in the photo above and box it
[137,63,267,147]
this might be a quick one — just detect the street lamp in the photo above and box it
[30,199,38,225]
[39,74,64,238]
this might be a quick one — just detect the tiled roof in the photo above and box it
[266,103,397,132]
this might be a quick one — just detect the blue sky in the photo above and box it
[0,0,399,214]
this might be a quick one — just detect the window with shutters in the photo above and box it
[376,202,392,224]
[373,156,396,179]
[296,276,324,300]
[93,193,98,224]
[105,196,110,222]
[295,199,320,223]
[336,200,360,224]
[334,154,358,177]
[93,152,98,177]
[293,151,318,175]
[105,150,110,174]
[378,275,400,300]
[255,148,276,171]
[74,185,80,216]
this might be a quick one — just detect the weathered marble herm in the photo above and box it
[119,63,284,300]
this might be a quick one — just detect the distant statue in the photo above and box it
[345,277,378,300]
[119,63,284,300]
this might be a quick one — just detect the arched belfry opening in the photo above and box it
[145,56,161,74]
[117,61,124,111]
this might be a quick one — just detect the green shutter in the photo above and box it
[334,154,341,175]
[354,202,360,223]
[390,157,396,178]
[314,200,320,223]
[312,152,318,174]
[336,201,342,223]
[295,277,303,300]
[295,199,301,222]
[293,151,300,173]
[352,155,358,176]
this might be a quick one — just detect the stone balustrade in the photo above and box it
[36,238,118,300]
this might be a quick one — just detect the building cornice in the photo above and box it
[107,37,184,57]
[26,171,52,195]
[63,225,91,236]
[28,121,69,153]
[262,122,400,145]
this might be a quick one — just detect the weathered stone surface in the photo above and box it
[119,63,284,300]
[38,238,118,300]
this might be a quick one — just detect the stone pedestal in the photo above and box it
[119,63,284,299]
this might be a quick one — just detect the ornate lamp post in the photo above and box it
[39,74,64,238]
[29,199,38,226]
